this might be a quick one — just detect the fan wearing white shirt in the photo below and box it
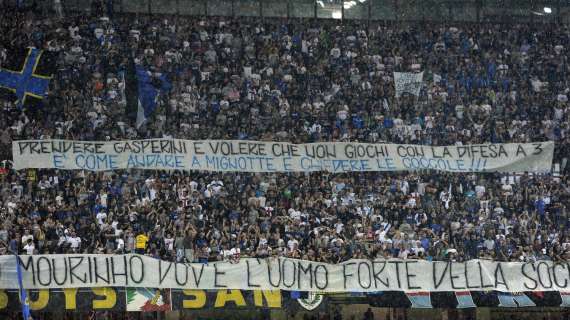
[116,238,125,253]
[55,192,64,207]
[287,238,299,251]
[96,211,107,225]
[208,180,224,195]
[164,234,175,251]
[21,229,34,244]
[229,244,241,263]
[67,232,82,252]
[23,239,35,255]
[98,190,108,208]
[440,191,452,209]
[219,244,231,262]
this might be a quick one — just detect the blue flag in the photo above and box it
[16,256,31,320]
[0,48,55,108]
[290,291,301,299]
[135,66,172,128]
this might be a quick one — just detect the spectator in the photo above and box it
[23,239,34,255]
[67,231,82,252]
[135,231,148,255]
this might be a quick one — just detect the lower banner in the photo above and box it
[0,289,569,312]
[5,254,570,293]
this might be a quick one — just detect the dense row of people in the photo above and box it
[1,8,569,263]
[2,169,569,263]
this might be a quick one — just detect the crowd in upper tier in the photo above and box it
[1,2,570,264]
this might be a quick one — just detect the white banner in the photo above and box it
[394,72,424,97]
[11,140,553,173]
[1,255,569,293]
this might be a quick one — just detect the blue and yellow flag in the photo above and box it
[0,48,56,108]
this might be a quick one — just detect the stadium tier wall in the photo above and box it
[59,0,569,24]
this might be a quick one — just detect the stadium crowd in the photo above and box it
[1,3,570,264]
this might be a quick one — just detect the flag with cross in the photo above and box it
[0,47,57,108]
